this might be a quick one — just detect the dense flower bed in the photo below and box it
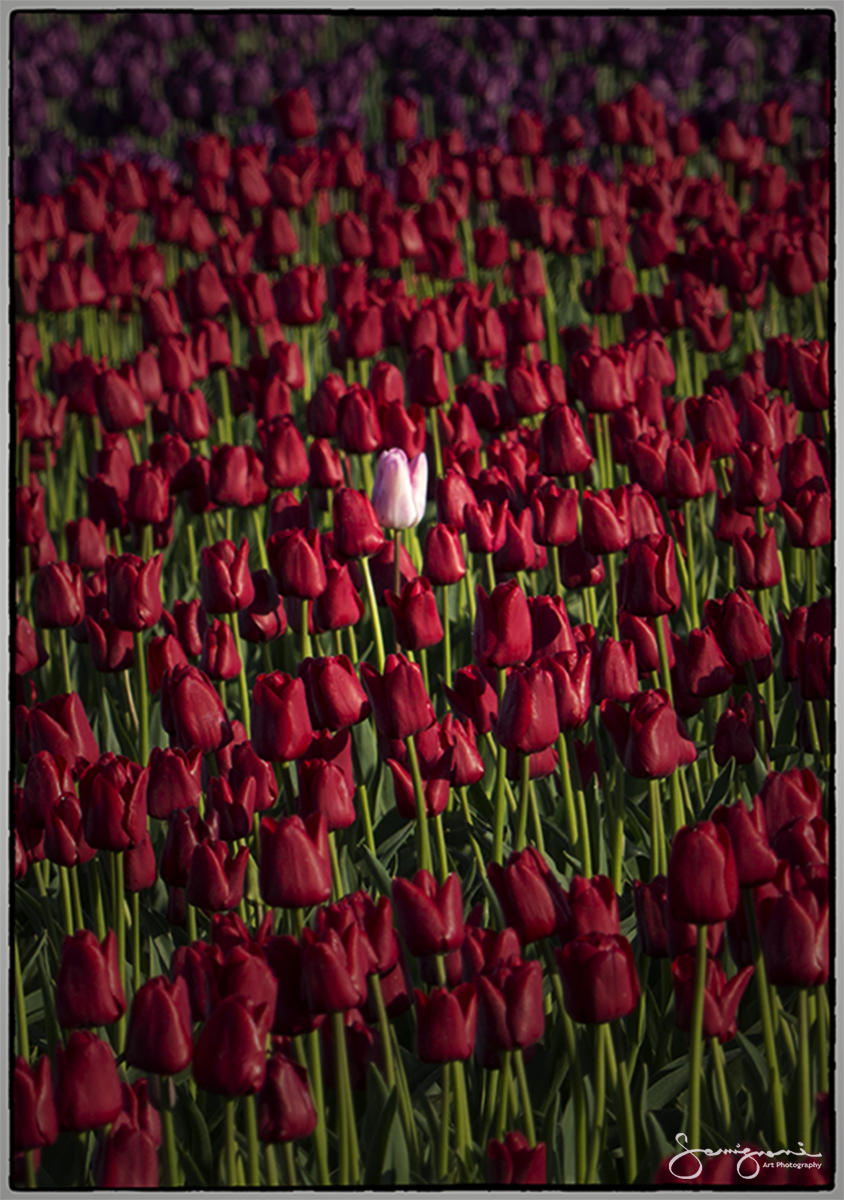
[12,11,831,1190]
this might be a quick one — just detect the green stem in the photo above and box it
[229,614,251,739]
[617,1053,637,1183]
[438,1063,452,1181]
[607,552,619,640]
[251,508,270,572]
[244,1093,261,1186]
[543,941,586,1183]
[224,1098,238,1186]
[14,937,30,1061]
[113,852,126,1051]
[556,733,579,849]
[442,584,452,690]
[333,1008,360,1183]
[161,1104,180,1187]
[282,1141,296,1186]
[495,1050,512,1140]
[393,528,402,604]
[434,812,450,882]
[406,736,433,875]
[60,866,75,936]
[369,974,395,1089]
[58,626,73,695]
[430,408,443,480]
[586,1023,607,1183]
[328,831,344,900]
[684,501,700,630]
[515,753,531,852]
[134,632,150,765]
[492,668,509,864]
[513,1048,536,1147]
[306,1026,331,1185]
[359,555,386,673]
[798,989,812,1150]
[70,868,84,933]
[817,986,829,1094]
[710,1036,731,1127]
[132,891,141,993]
[687,924,708,1148]
[451,1059,471,1170]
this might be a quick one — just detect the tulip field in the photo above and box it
[12,11,833,1190]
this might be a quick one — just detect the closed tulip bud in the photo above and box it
[560,875,620,943]
[105,553,163,631]
[386,577,443,651]
[704,588,772,676]
[314,560,365,632]
[251,672,314,762]
[581,487,631,555]
[539,404,595,478]
[95,368,146,432]
[487,847,567,945]
[772,817,828,871]
[388,756,449,820]
[360,653,435,740]
[80,756,148,853]
[56,930,125,1028]
[530,482,578,547]
[712,694,759,766]
[415,983,477,1062]
[444,665,499,735]
[487,1132,547,1185]
[473,580,532,668]
[301,924,368,1014]
[601,690,696,779]
[758,768,823,841]
[258,1051,317,1143]
[529,594,575,661]
[593,636,639,703]
[299,655,370,730]
[556,933,640,1023]
[332,487,386,559]
[187,840,249,912]
[259,813,331,908]
[14,1056,58,1151]
[392,869,464,957]
[668,820,739,924]
[712,797,778,886]
[124,974,193,1075]
[275,87,318,140]
[54,1032,123,1130]
[781,484,831,549]
[200,538,255,613]
[268,528,327,600]
[495,663,559,753]
[475,960,544,1069]
[633,875,670,958]
[672,957,754,1043]
[26,692,100,771]
[161,663,233,754]
[210,444,268,509]
[32,562,84,629]
[546,649,591,730]
[758,866,828,987]
[200,619,241,681]
[193,997,267,1095]
[422,523,465,586]
[618,535,681,617]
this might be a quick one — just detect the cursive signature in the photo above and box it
[668,1132,824,1180]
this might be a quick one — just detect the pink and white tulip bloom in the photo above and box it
[371,448,428,529]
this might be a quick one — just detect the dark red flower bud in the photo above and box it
[668,820,739,924]
[299,655,370,730]
[160,663,233,753]
[758,866,828,987]
[301,924,368,1014]
[581,487,631,555]
[556,933,640,1023]
[32,562,84,629]
[731,444,781,512]
[704,588,772,676]
[187,840,249,912]
[385,577,444,652]
[26,692,100,771]
[781,484,831,549]
[56,930,125,1028]
[392,869,464,957]
[495,663,559,753]
[712,797,778,886]
[360,653,435,740]
[54,1032,123,1130]
[672,956,754,1043]
[210,444,268,509]
[268,528,327,600]
[332,487,386,559]
[193,997,267,1095]
[124,974,193,1075]
[601,690,696,779]
[415,983,477,1062]
[473,580,532,668]
[475,960,544,1069]
[618,535,682,617]
[200,538,255,614]
[487,1132,546,1186]
[530,482,578,547]
[313,560,364,632]
[734,527,782,590]
[95,368,146,433]
[251,672,314,762]
[259,813,331,908]
[593,637,639,703]
[164,598,204,658]
[559,875,620,944]
[423,523,465,586]
[758,768,823,842]
[444,665,499,735]
[258,1051,317,1143]
[105,553,163,631]
[14,1057,58,1152]
[487,847,567,945]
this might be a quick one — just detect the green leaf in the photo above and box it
[181,1088,213,1184]
[743,750,770,798]
[700,758,734,820]
[647,1058,690,1109]
[360,842,393,899]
